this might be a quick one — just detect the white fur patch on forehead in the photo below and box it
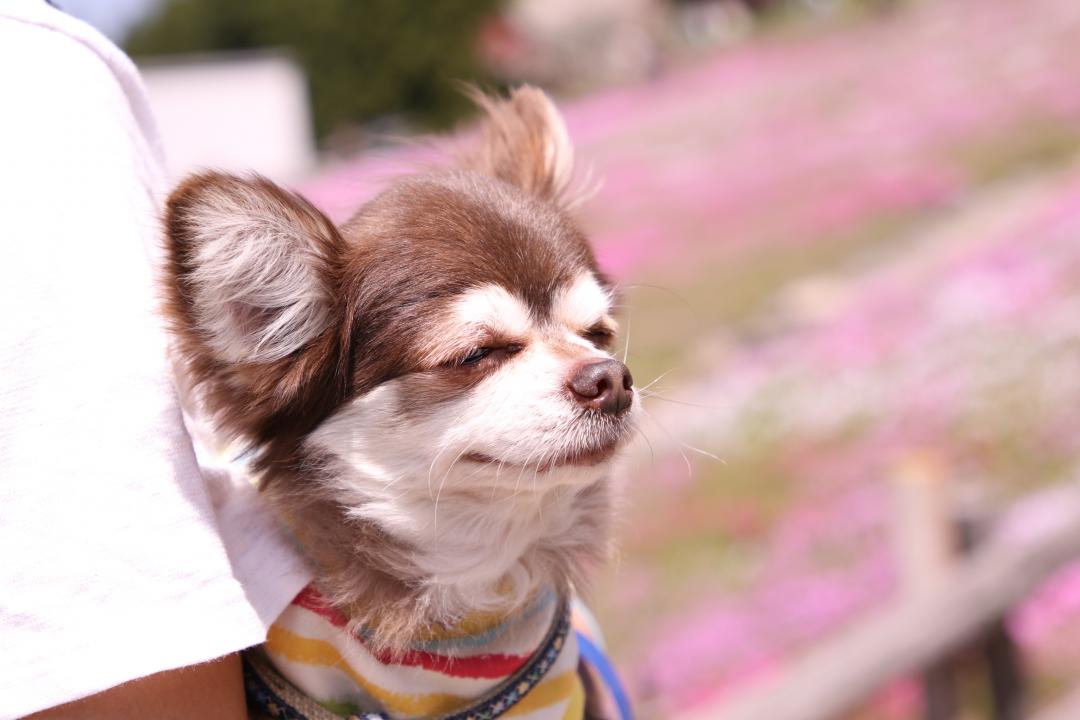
[552,273,614,330]
[453,284,533,334]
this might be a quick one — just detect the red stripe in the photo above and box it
[290,587,530,679]
[293,586,350,626]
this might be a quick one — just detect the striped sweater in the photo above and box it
[257,585,587,719]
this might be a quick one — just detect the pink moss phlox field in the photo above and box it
[299,0,1080,714]
[632,168,1080,711]
[304,0,1080,279]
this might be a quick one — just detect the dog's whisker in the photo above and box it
[632,424,656,469]
[529,454,544,520]
[639,405,725,462]
[639,391,718,411]
[681,442,724,463]
[637,367,678,394]
[529,442,562,515]
[639,407,693,478]
[621,308,632,364]
[640,406,725,470]
[488,458,504,500]
[426,443,455,502]
[433,446,470,540]
[617,282,699,320]
[489,459,508,501]
[461,458,496,483]
[511,447,539,501]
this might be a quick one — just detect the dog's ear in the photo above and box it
[164,172,341,365]
[469,85,574,203]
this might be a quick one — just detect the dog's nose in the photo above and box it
[567,359,634,416]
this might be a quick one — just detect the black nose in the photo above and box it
[567,359,634,416]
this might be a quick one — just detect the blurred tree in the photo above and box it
[125,0,502,142]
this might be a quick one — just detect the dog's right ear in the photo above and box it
[469,85,575,204]
[164,172,342,365]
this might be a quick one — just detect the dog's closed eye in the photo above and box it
[444,343,524,369]
[581,325,615,349]
[460,347,490,366]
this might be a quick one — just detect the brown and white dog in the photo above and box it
[162,87,636,717]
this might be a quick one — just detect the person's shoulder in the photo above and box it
[0,0,131,69]
[0,0,163,169]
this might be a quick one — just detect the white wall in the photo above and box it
[140,51,316,184]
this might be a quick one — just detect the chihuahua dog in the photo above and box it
[163,87,636,719]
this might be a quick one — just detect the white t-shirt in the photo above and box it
[0,3,312,717]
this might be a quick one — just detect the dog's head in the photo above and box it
[164,88,636,618]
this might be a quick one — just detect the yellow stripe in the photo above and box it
[266,625,468,717]
[505,671,579,717]
[561,676,585,720]
[268,625,579,718]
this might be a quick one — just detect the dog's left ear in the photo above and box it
[469,85,574,204]
[164,171,342,366]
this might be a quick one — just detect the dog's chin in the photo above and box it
[464,439,623,474]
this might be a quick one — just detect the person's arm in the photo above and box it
[24,655,247,720]
[0,6,289,717]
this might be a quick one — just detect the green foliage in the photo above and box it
[125,0,502,141]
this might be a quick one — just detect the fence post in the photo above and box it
[892,450,1025,720]
[892,450,960,720]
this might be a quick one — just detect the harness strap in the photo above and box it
[245,600,571,720]
[576,630,634,720]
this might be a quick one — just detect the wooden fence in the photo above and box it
[680,478,1080,720]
